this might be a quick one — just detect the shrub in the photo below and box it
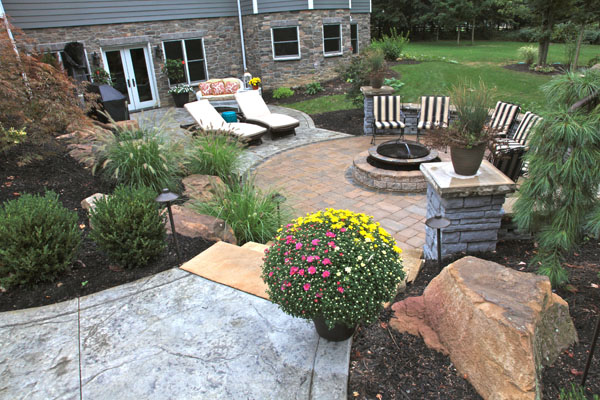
[518,45,539,65]
[0,124,27,154]
[559,383,599,400]
[192,175,287,244]
[371,28,409,61]
[304,82,324,95]
[0,192,81,288]
[383,78,404,91]
[162,58,185,84]
[262,209,405,328]
[95,126,184,193]
[273,87,295,99]
[337,55,370,106]
[184,129,243,183]
[92,68,113,85]
[89,185,166,268]
[0,25,93,142]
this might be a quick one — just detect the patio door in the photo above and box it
[103,46,157,111]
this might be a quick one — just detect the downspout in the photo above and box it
[0,0,30,95]
[236,0,247,71]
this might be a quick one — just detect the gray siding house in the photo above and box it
[1,0,371,110]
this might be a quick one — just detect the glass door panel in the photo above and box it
[104,50,130,102]
[128,48,153,103]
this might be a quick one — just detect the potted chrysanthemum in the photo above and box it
[262,208,405,341]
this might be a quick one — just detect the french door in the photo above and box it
[102,46,158,111]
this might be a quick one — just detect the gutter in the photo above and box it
[236,0,247,71]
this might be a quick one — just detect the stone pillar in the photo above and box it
[420,161,516,260]
[361,86,394,136]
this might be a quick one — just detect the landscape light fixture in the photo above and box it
[425,214,451,270]
[155,188,181,266]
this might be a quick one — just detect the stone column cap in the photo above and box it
[360,86,394,96]
[420,160,516,198]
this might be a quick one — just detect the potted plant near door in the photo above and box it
[428,80,495,176]
[163,59,192,107]
[261,209,405,341]
[364,48,387,89]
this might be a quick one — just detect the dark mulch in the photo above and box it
[0,139,214,312]
[503,63,565,76]
[313,109,365,136]
[349,239,600,399]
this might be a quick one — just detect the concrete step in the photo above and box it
[180,241,268,299]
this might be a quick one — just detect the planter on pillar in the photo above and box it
[419,161,516,260]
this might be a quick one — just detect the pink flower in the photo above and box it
[298,269,305,276]
[284,258,290,264]
[311,239,320,245]
[303,283,311,291]
[322,258,331,265]
[340,227,347,232]
[308,266,316,275]
[306,256,315,263]
[289,266,299,276]
[322,270,330,278]
[296,242,303,250]
[301,255,306,261]
[327,241,335,247]
[326,231,336,238]
[337,286,344,293]
[324,249,328,253]
[268,271,273,277]
[316,292,323,298]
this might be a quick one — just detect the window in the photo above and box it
[271,27,300,60]
[350,24,358,54]
[162,38,207,84]
[323,24,342,56]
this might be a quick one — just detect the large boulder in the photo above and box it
[167,205,236,245]
[182,174,225,203]
[390,256,577,400]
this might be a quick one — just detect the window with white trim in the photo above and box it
[162,38,207,84]
[323,24,342,56]
[271,27,300,60]
[350,24,358,54]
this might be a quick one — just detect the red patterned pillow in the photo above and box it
[224,80,240,94]
[211,81,226,95]
[199,82,213,96]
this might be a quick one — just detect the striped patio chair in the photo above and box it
[487,101,520,136]
[417,96,450,142]
[490,111,542,181]
[371,95,405,144]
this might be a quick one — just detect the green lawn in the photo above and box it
[284,40,600,115]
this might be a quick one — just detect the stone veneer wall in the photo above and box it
[21,18,245,107]
[243,11,370,88]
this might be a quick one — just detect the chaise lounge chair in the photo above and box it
[487,101,520,136]
[235,90,300,137]
[184,100,267,144]
[371,95,405,144]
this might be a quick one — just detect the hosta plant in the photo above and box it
[262,209,405,328]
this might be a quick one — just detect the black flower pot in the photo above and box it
[172,92,190,108]
[450,143,487,176]
[312,317,356,342]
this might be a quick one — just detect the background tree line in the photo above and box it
[371,0,600,67]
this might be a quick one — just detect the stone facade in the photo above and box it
[20,11,370,108]
[243,10,370,88]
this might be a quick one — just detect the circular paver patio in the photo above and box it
[254,135,451,250]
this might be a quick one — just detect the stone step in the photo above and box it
[402,248,424,284]
[180,241,268,299]
[241,241,270,254]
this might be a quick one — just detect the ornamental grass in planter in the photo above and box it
[262,209,405,341]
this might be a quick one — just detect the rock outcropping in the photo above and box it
[390,256,577,400]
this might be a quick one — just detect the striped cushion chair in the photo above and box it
[487,101,520,136]
[371,95,405,144]
[417,96,450,142]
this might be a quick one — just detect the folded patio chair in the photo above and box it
[371,95,405,144]
[235,90,300,137]
[184,100,267,144]
[487,101,520,136]
[417,96,450,142]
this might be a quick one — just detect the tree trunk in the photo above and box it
[435,27,439,41]
[457,27,461,45]
[573,23,585,70]
[471,18,475,45]
[537,8,554,66]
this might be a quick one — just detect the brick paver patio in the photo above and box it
[254,135,451,250]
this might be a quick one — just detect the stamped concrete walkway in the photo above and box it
[0,268,351,399]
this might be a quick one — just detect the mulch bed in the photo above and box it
[503,63,565,76]
[349,239,600,399]
[0,139,214,312]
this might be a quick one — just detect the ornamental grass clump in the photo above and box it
[0,192,81,288]
[184,129,243,184]
[262,209,405,328]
